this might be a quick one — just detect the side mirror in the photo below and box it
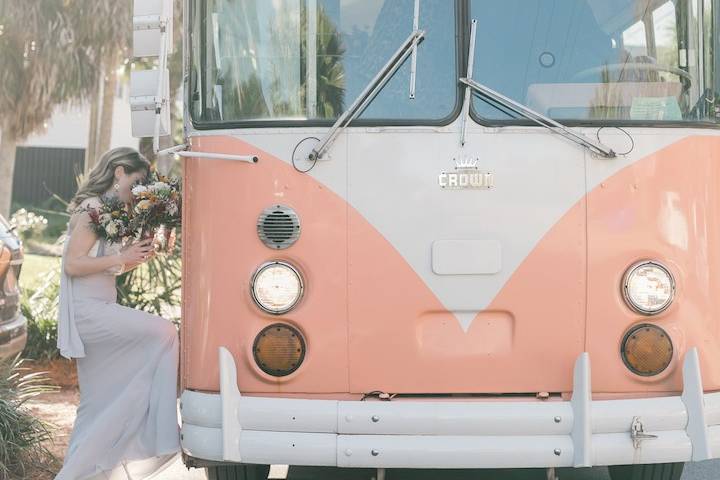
[130,69,170,138]
[133,0,173,58]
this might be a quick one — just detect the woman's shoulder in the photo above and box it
[78,196,103,210]
[68,196,102,233]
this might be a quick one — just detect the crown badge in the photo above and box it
[453,156,479,169]
[439,154,494,190]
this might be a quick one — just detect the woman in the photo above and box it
[54,147,181,480]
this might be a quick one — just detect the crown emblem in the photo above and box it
[453,156,479,169]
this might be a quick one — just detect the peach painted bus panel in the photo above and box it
[181,135,349,393]
[182,131,720,396]
[586,136,720,393]
[345,131,586,393]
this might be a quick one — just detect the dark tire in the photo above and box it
[608,462,684,480]
[205,464,270,480]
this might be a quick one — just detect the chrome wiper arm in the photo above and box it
[309,29,425,162]
[460,77,616,158]
[458,18,615,159]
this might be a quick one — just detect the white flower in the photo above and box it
[99,213,112,224]
[105,222,118,237]
[166,202,178,215]
[149,182,170,193]
[132,185,148,195]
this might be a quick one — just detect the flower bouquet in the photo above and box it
[130,167,182,254]
[77,194,134,244]
[74,194,134,274]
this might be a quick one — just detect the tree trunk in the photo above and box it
[85,72,101,175]
[97,57,117,157]
[0,127,18,218]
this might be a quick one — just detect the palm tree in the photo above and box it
[0,0,98,218]
[0,0,183,217]
[65,1,132,174]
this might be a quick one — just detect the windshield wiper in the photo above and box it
[460,77,616,158]
[308,29,425,162]
[459,20,616,159]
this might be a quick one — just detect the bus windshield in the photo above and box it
[189,0,458,126]
[470,0,719,124]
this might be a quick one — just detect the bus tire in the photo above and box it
[205,464,270,480]
[608,462,684,480]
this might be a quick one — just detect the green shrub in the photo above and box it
[117,230,182,326]
[0,354,58,479]
[21,269,61,363]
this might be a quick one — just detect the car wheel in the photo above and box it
[608,462,684,480]
[205,464,270,480]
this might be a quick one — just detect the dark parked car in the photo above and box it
[0,214,26,361]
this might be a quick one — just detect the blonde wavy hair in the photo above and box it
[68,147,151,213]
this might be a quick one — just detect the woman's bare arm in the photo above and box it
[63,200,124,277]
[64,196,158,277]
[63,198,155,277]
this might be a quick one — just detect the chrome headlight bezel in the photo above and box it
[622,260,675,315]
[250,261,304,315]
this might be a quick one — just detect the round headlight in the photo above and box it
[251,261,304,314]
[622,261,675,315]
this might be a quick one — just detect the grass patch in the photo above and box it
[20,255,60,292]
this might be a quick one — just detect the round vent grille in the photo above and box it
[257,205,300,249]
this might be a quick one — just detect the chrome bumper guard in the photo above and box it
[179,346,720,469]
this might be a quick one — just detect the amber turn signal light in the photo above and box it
[621,323,673,376]
[253,323,306,377]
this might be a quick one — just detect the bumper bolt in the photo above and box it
[554,416,562,423]
[372,415,380,423]
[371,449,380,456]
[345,449,353,457]
[554,448,562,456]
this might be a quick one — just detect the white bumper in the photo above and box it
[179,346,720,469]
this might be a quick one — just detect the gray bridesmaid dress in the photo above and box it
[54,228,181,480]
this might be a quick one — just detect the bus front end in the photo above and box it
[177,1,720,478]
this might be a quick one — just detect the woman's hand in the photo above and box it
[119,238,156,264]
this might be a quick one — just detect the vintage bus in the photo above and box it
[131,0,720,479]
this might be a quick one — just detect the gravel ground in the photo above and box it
[22,388,208,480]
